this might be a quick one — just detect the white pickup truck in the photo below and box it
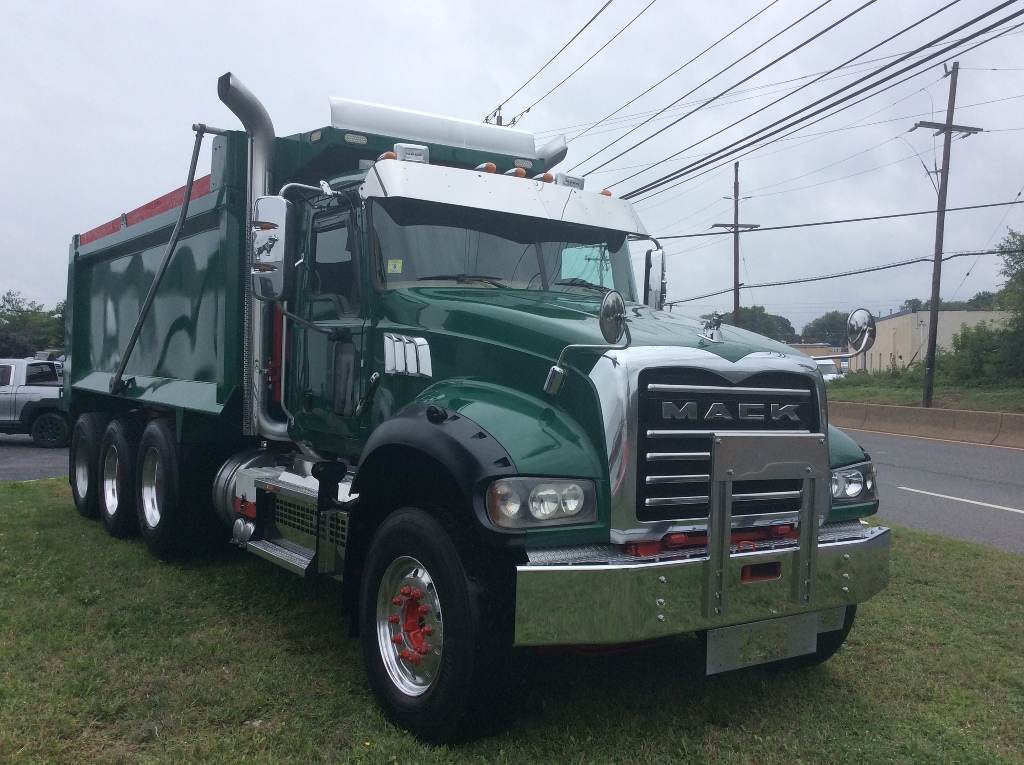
[0,359,69,447]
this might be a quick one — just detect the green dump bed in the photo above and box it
[64,132,249,421]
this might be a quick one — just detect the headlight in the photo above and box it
[487,478,597,529]
[830,462,875,502]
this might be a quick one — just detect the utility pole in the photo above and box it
[712,162,758,328]
[912,62,983,407]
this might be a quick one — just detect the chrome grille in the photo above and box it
[637,369,817,523]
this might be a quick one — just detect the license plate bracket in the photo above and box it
[705,612,818,674]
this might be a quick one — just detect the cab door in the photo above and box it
[287,208,368,456]
[0,364,13,422]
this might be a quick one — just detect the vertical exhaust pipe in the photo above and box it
[218,72,290,441]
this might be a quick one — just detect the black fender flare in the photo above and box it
[20,399,65,428]
[352,403,521,544]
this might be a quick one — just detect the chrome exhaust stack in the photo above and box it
[217,72,290,441]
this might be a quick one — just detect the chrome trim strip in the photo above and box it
[646,474,710,484]
[645,495,709,507]
[733,490,803,501]
[646,384,811,397]
[647,452,710,461]
[647,429,810,438]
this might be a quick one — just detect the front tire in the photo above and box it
[69,413,109,518]
[31,411,69,448]
[99,419,142,538]
[136,419,184,559]
[359,508,490,743]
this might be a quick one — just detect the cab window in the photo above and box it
[310,212,359,316]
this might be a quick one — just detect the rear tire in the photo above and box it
[136,419,184,559]
[31,411,69,448]
[99,419,142,538]
[69,413,109,519]
[359,508,494,743]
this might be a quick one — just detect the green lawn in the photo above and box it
[826,376,1024,413]
[2,479,1022,764]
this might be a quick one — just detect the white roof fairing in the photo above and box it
[359,160,648,236]
[329,97,539,158]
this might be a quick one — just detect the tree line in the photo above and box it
[0,291,65,358]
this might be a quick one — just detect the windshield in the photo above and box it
[370,198,638,301]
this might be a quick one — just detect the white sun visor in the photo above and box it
[359,160,648,236]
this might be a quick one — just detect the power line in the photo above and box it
[485,0,615,124]
[564,1,781,151]
[576,0,853,176]
[665,249,1011,305]
[506,0,660,126]
[622,4,1024,200]
[605,0,959,187]
[657,200,1024,239]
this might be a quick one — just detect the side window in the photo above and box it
[26,363,57,384]
[0,365,11,386]
[311,213,359,316]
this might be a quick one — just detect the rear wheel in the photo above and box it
[360,508,493,743]
[69,413,109,518]
[98,419,142,538]
[136,419,184,559]
[31,411,69,448]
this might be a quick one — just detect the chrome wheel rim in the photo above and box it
[101,444,120,517]
[375,555,443,697]
[74,435,90,500]
[140,446,163,529]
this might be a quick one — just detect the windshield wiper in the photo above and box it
[417,274,508,288]
[555,278,609,294]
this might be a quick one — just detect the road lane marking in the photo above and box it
[898,486,1024,515]
[841,427,1024,451]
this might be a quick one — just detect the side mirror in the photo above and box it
[644,249,665,309]
[251,195,295,302]
[847,308,876,354]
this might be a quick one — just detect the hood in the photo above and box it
[381,288,802,365]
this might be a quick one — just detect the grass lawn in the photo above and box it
[826,378,1024,413]
[2,478,1022,764]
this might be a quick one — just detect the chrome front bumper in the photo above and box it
[513,524,890,646]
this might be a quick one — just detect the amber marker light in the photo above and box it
[377,151,397,161]
[504,167,527,177]
[475,162,497,173]
[533,173,554,183]
[600,189,613,196]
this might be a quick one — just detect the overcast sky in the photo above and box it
[3,0,1022,333]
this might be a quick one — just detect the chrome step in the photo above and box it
[246,537,316,576]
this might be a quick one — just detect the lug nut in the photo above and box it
[417,645,431,655]
[388,614,400,624]
[422,625,434,636]
[400,586,411,596]
[391,635,403,645]
[418,604,430,615]
[391,597,402,606]
[410,588,423,599]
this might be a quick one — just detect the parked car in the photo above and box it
[815,358,844,382]
[0,358,69,447]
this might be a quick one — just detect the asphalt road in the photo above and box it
[843,429,1024,554]
[0,433,69,482]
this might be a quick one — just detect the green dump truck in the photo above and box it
[64,72,889,742]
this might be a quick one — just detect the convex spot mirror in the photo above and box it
[599,290,627,344]
[847,308,876,353]
[251,195,295,302]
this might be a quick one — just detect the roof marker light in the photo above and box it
[309,130,323,143]
[600,189,613,197]
[343,132,367,145]
[505,167,526,178]
[475,162,497,173]
[378,151,397,161]
[533,172,554,183]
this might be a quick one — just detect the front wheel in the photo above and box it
[359,508,491,743]
[31,411,69,448]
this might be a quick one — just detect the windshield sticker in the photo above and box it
[387,259,403,274]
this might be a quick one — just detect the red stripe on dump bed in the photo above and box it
[79,174,213,246]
